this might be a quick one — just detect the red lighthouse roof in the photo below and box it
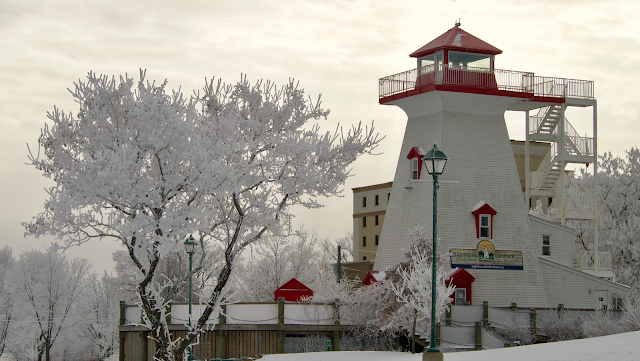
[410,25,502,58]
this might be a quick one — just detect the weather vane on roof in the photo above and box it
[455,19,461,27]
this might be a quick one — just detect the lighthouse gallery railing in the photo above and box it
[379,64,594,100]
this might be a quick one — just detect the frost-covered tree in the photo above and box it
[563,148,640,293]
[24,71,381,360]
[0,247,14,357]
[332,227,453,348]
[388,227,455,339]
[320,232,354,265]
[235,227,321,302]
[6,248,90,361]
[234,228,354,302]
[112,243,223,305]
[79,271,120,359]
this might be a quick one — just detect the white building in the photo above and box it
[369,24,628,310]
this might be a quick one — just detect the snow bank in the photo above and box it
[260,330,640,361]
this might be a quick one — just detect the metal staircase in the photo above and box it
[528,104,594,199]
[527,104,596,224]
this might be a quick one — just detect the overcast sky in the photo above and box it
[1,0,639,272]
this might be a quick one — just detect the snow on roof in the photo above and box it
[446,267,460,278]
[373,271,386,281]
[472,201,487,212]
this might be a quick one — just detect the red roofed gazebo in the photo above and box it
[274,278,313,302]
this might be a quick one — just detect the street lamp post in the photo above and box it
[423,143,448,355]
[184,235,197,361]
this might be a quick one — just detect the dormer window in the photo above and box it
[406,147,426,180]
[472,201,497,239]
[479,215,490,238]
[412,158,420,179]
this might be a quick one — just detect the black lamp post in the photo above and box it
[184,235,197,361]
[423,143,448,354]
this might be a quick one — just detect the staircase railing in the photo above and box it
[530,143,559,190]
[562,118,594,157]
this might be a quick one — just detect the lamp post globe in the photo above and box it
[423,143,447,354]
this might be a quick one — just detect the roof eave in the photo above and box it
[410,46,503,58]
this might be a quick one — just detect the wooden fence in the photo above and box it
[118,298,349,361]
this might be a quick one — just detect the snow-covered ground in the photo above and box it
[260,330,640,361]
[3,330,637,360]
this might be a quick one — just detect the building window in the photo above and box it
[363,197,366,207]
[375,215,379,226]
[479,215,491,238]
[542,235,551,256]
[455,288,466,305]
[363,256,367,260]
[363,217,367,227]
[375,194,379,206]
[613,295,624,311]
[363,236,366,247]
[388,193,390,202]
[411,158,420,180]
[375,235,379,246]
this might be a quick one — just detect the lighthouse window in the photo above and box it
[419,55,435,73]
[479,215,490,238]
[449,51,491,70]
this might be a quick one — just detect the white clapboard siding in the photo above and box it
[538,257,630,309]
[374,91,550,308]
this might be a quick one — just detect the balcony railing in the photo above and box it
[379,65,594,100]
[574,250,612,271]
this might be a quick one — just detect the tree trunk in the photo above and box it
[45,337,50,361]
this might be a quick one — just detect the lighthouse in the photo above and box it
[370,23,609,308]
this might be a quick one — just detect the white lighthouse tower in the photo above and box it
[372,24,601,308]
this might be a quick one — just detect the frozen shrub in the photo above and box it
[538,309,583,342]
[621,297,640,331]
[582,310,624,338]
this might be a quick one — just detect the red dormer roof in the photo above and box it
[471,201,497,216]
[274,277,313,302]
[362,271,387,286]
[406,146,426,159]
[410,25,502,58]
[446,267,476,283]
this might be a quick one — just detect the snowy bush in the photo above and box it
[491,313,535,346]
[538,309,584,342]
[340,329,395,351]
[582,310,624,338]
[621,296,640,331]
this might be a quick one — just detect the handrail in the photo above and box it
[574,250,612,271]
[563,118,594,157]
[379,67,594,100]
